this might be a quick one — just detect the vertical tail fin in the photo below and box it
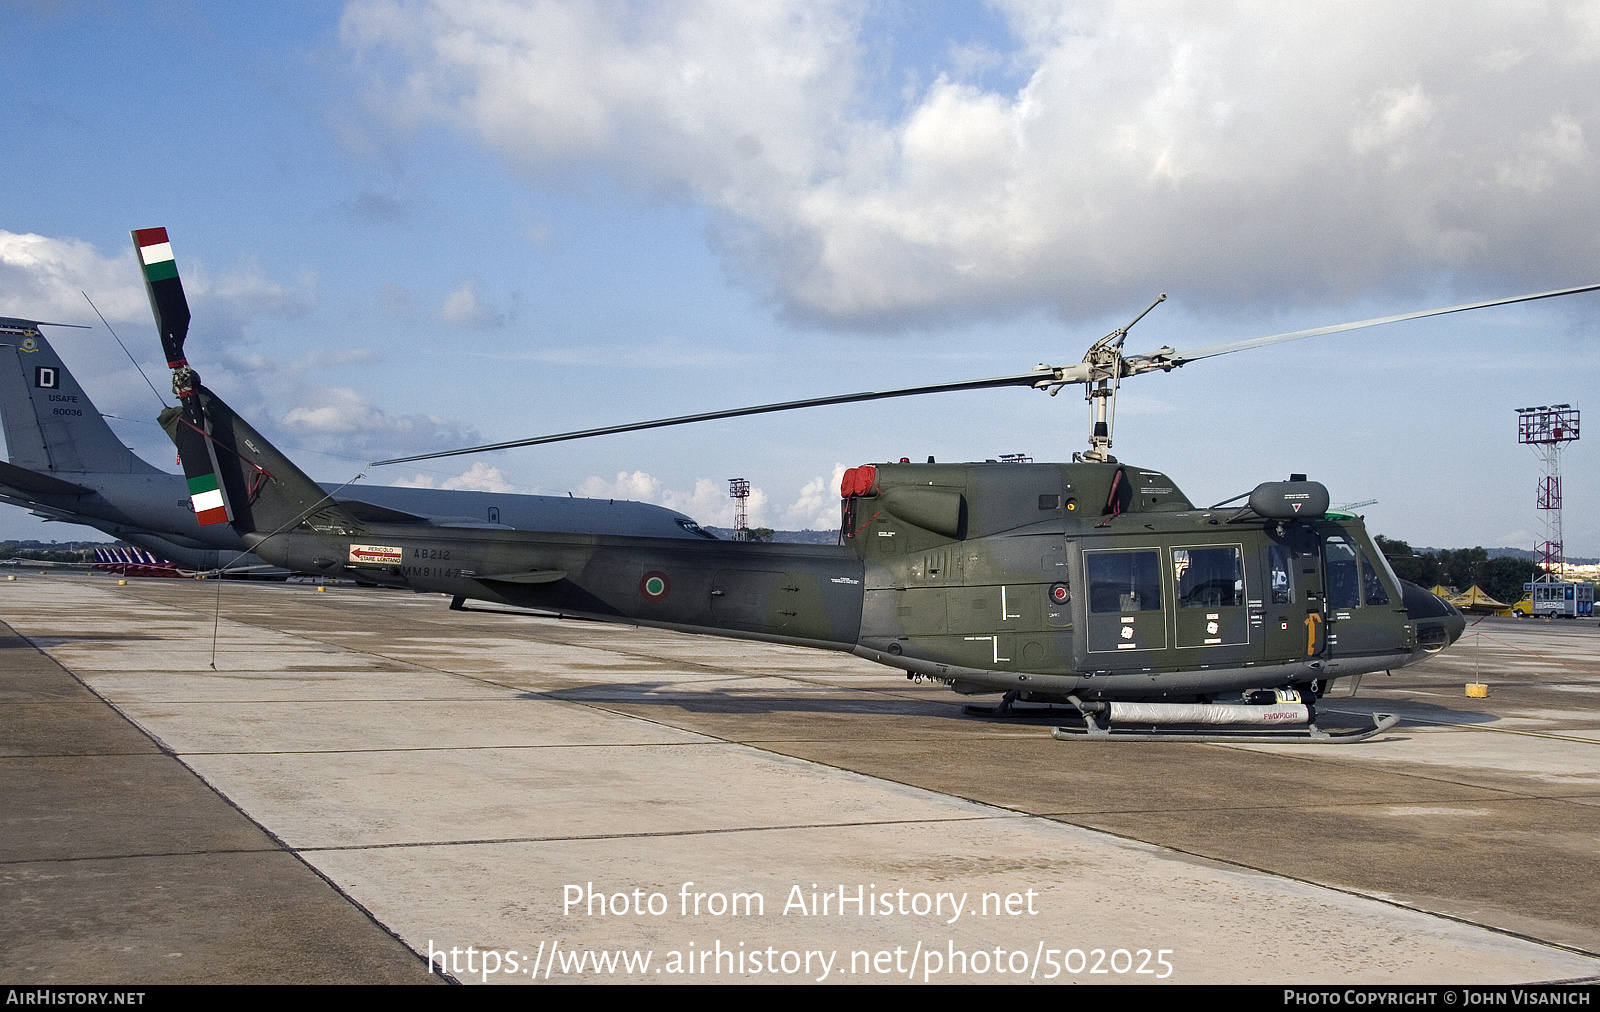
[0,321,159,474]
[159,388,366,542]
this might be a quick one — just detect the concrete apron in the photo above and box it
[4,578,1596,985]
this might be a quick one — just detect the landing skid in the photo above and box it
[1050,712,1401,744]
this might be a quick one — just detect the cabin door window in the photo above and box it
[1172,545,1249,649]
[1084,548,1167,654]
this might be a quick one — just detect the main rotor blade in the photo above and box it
[1153,283,1600,366]
[373,281,1600,467]
[370,371,1051,466]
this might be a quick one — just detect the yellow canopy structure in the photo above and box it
[1449,585,1509,611]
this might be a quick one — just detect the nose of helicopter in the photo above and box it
[1401,580,1466,654]
[1438,595,1467,647]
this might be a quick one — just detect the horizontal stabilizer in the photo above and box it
[0,459,92,497]
[0,317,90,331]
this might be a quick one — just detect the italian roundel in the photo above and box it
[640,571,671,601]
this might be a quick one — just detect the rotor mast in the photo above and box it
[1075,294,1166,463]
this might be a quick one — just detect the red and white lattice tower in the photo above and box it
[728,478,751,541]
[1517,405,1580,574]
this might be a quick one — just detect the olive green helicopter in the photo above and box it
[134,226,1599,743]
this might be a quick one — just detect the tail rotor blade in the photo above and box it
[135,227,231,527]
[132,227,192,368]
[171,417,231,526]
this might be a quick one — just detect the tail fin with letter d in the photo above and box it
[0,320,161,475]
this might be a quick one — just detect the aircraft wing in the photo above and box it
[334,498,435,525]
[0,459,93,498]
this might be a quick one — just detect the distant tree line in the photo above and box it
[1375,537,1543,604]
[0,540,121,564]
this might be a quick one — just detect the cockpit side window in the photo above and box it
[1325,536,1360,609]
[1361,553,1391,605]
[1268,544,1293,605]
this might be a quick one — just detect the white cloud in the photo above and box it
[394,461,513,492]
[576,470,662,501]
[344,2,1600,327]
[279,385,480,457]
[0,231,148,323]
[780,463,847,531]
[575,470,773,528]
[575,468,847,530]
[439,277,505,328]
[0,229,480,464]
[441,462,513,492]
[0,230,313,331]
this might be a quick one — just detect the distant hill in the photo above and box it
[1416,547,1600,565]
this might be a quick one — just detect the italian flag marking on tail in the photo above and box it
[133,227,178,282]
[186,472,229,526]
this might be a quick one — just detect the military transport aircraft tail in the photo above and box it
[0,320,161,476]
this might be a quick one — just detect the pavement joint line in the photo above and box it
[1322,707,1600,745]
[82,586,1089,845]
[291,813,1026,853]
[165,741,736,755]
[1026,793,1596,817]
[0,846,287,866]
[3,751,166,759]
[142,734,1050,756]
[1207,736,1600,797]
[7,696,526,704]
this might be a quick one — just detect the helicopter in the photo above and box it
[134,226,1599,743]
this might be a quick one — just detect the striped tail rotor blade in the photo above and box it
[131,227,191,367]
[173,413,232,527]
[135,227,230,528]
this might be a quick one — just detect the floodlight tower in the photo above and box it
[728,478,751,541]
[1516,404,1580,574]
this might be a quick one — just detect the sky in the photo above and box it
[3,1,1600,553]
